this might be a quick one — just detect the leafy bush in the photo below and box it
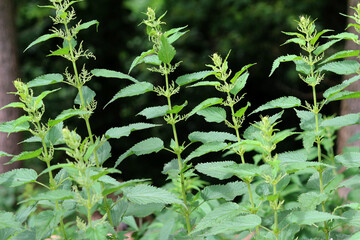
[1,1,360,239]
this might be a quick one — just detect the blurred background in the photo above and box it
[2,0,349,187]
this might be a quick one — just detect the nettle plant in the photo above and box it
[0,0,360,240]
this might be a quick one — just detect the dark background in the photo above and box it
[14,0,347,185]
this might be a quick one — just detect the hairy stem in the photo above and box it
[164,68,191,234]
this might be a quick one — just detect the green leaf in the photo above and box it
[165,26,188,43]
[323,75,360,100]
[167,101,187,114]
[192,202,241,233]
[33,88,60,109]
[106,123,162,139]
[0,212,21,230]
[0,116,30,133]
[294,60,311,75]
[320,114,359,128]
[33,210,62,239]
[6,148,43,165]
[349,232,360,240]
[230,71,249,95]
[185,142,227,162]
[106,82,153,107]
[75,20,99,33]
[318,60,360,75]
[0,168,37,187]
[47,47,69,57]
[0,102,25,110]
[86,224,111,240]
[39,163,74,177]
[195,161,237,180]
[27,73,63,87]
[230,63,256,83]
[234,102,250,118]
[342,210,360,228]
[251,96,301,115]
[327,90,360,101]
[123,184,182,205]
[91,68,138,83]
[48,109,91,127]
[230,163,259,179]
[269,55,301,76]
[281,38,306,46]
[287,211,343,225]
[188,131,237,143]
[74,86,96,105]
[102,179,149,196]
[115,138,164,167]
[188,81,220,88]
[201,181,247,201]
[128,49,154,74]
[158,35,176,64]
[24,33,58,52]
[321,50,360,65]
[335,152,360,168]
[21,190,74,203]
[197,106,226,123]
[311,29,333,45]
[325,32,359,41]
[137,105,168,119]
[298,192,328,211]
[0,151,13,157]
[314,39,342,55]
[187,97,223,119]
[176,71,215,86]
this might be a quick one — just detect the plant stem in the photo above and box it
[164,68,191,234]
[65,23,114,227]
[273,183,279,240]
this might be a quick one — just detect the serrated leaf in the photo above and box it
[115,138,164,167]
[188,131,237,143]
[6,148,43,165]
[327,90,360,101]
[298,192,328,211]
[318,60,360,75]
[287,211,343,225]
[325,32,359,41]
[323,75,360,100]
[167,101,187,114]
[75,20,99,33]
[137,105,168,119]
[123,185,182,205]
[293,59,311,75]
[102,179,149,196]
[311,29,333,45]
[230,71,249,95]
[21,190,74,203]
[321,50,360,65]
[251,96,301,115]
[158,35,176,64]
[320,113,359,128]
[39,163,74,177]
[269,55,301,76]
[187,98,223,119]
[185,142,227,162]
[91,68,138,83]
[24,33,58,52]
[47,47,69,57]
[195,161,237,180]
[106,82,153,107]
[74,86,96,106]
[0,168,37,187]
[176,71,215,86]
[33,210,62,239]
[281,38,306,46]
[105,123,161,139]
[342,210,360,228]
[349,232,360,240]
[0,116,30,133]
[48,109,91,127]
[192,202,241,233]
[335,152,360,168]
[86,224,110,240]
[314,39,342,55]
[33,88,60,109]
[27,73,63,87]
[128,49,154,74]
[201,181,247,201]
[230,63,256,83]
[197,106,226,123]
[0,212,21,230]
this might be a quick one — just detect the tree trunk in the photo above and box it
[0,0,22,172]
[337,0,360,153]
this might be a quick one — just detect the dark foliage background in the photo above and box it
[14,0,347,185]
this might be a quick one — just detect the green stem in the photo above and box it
[86,187,92,228]
[273,184,279,240]
[65,23,114,227]
[164,69,192,234]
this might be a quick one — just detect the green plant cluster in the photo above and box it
[1,1,360,239]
